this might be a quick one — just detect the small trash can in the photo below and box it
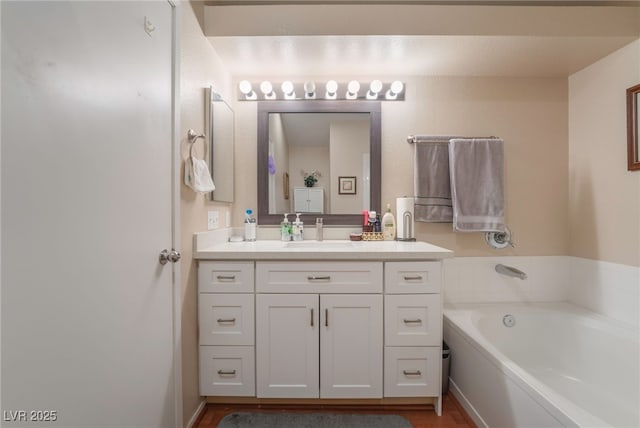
[442,341,451,395]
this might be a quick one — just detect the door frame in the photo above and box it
[169,1,183,426]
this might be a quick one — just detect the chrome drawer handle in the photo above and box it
[216,275,236,282]
[217,370,237,376]
[307,276,331,282]
[403,370,422,376]
[403,275,423,281]
[217,318,236,324]
[403,318,422,324]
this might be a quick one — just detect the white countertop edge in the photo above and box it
[194,238,454,261]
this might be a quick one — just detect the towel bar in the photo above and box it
[406,135,499,144]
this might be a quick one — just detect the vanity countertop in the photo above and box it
[194,239,453,261]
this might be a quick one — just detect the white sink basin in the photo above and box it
[284,241,355,249]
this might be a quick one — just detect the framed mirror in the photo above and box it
[627,83,640,171]
[257,101,381,225]
[207,86,235,202]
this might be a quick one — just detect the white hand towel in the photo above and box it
[185,155,215,193]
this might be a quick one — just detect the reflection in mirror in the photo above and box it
[268,113,370,215]
[258,101,381,226]
[207,86,234,202]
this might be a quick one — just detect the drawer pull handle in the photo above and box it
[310,308,314,327]
[403,275,423,281]
[217,318,236,324]
[308,276,331,282]
[216,275,236,282]
[217,370,237,376]
[325,309,329,327]
[403,370,422,376]
[403,318,422,324]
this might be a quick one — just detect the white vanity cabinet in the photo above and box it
[383,262,442,398]
[255,261,383,399]
[195,240,450,413]
[293,187,324,213]
[198,262,255,396]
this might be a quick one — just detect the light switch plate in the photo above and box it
[207,211,219,230]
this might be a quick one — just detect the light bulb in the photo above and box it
[385,80,404,100]
[304,81,316,99]
[260,81,275,99]
[281,81,295,99]
[346,81,360,99]
[325,80,338,99]
[238,80,256,100]
[367,80,382,100]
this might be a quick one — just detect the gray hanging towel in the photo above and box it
[413,136,459,222]
[449,138,504,232]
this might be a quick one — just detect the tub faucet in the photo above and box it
[495,264,527,280]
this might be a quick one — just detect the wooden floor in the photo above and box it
[194,394,476,428]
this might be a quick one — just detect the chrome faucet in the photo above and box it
[316,218,323,241]
[495,264,527,280]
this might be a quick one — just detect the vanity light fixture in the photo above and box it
[239,80,257,100]
[304,81,316,99]
[367,80,383,100]
[281,81,296,100]
[236,80,404,101]
[325,80,338,100]
[260,81,276,100]
[385,80,404,100]
[346,80,360,100]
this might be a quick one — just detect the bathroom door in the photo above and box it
[1,2,180,427]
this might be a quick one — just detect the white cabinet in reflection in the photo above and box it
[294,187,324,213]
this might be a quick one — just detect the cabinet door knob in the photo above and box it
[403,275,423,281]
[403,318,422,324]
[217,370,237,376]
[310,308,314,327]
[216,275,236,281]
[403,370,422,376]
[325,308,329,327]
[217,318,236,324]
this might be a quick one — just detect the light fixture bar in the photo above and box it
[236,80,404,102]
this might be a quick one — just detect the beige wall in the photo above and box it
[330,118,369,214]
[180,2,233,425]
[234,76,569,256]
[569,39,640,267]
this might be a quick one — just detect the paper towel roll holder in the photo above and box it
[396,210,416,242]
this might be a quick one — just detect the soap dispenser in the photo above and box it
[382,203,396,241]
[292,213,304,241]
[281,213,292,241]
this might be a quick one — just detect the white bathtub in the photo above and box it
[443,302,639,428]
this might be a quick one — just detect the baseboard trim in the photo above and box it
[186,400,206,428]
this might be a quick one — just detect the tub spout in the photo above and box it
[495,264,527,280]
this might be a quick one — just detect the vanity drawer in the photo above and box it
[384,346,440,397]
[199,294,254,346]
[256,261,383,293]
[384,294,441,346]
[199,261,254,293]
[384,261,441,294]
[199,346,255,396]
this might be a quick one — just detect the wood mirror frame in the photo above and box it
[257,100,381,225]
[627,83,640,171]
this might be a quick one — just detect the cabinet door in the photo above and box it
[256,294,319,398]
[307,188,324,213]
[293,188,309,212]
[320,294,383,398]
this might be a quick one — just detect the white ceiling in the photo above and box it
[204,2,639,78]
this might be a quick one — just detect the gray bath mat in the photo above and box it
[217,412,413,428]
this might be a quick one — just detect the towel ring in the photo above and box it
[187,129,207,160]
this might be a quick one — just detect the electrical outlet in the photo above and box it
[225,211,231,228]
[207,211,219,230]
